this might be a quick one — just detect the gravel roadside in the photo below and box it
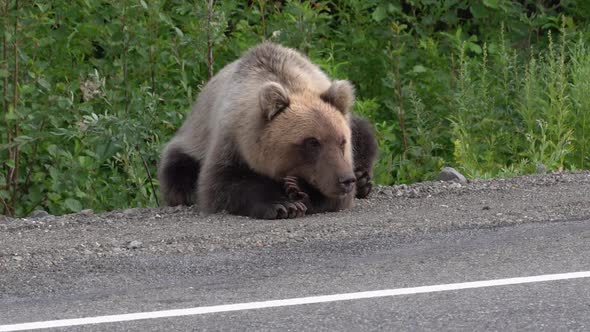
[1,171,589,275]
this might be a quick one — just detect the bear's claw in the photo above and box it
[355,169,373,199]
[283,176,309,202]
[267,201,306,219]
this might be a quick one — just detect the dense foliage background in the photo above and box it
[1,0,589,217]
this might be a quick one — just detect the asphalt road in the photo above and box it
[1,172,589,331]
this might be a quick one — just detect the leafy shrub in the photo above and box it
[1,0,589,216]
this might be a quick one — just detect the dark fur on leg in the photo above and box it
[200,161,307,219]
[350,114,378,198]
[158,148,200,206]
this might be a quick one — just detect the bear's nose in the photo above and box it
[339,174,356,193]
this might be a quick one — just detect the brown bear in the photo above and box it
[157,42,377,219]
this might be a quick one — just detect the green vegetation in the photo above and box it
[1,1,589,217]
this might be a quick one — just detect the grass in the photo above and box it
[1,1,589,217]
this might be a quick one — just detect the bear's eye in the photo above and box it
[304,137,321,149]
[340,139,347,147]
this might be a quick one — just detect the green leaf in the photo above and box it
[563,16,575,28]
[64,198,83,212]
[75,188,88,199]
[482,0,499,9]
[371,5,387,22]
[412,65,427,73]
[0,190,9,200]
[0,68,9,78]
[49,167,60,181]
[387,4,401,13]
[6,112,18,120]
[28,188,43,203]
[38,78,51,90]
[79,156,92,169]
[14,135,33,143]
[6,104,17,120]
[174,27,184,38]
[47,192,61,202]
[47,145,59,158]
[140,0,148,9]
[470,3,486,19]
[467,43,482,54]
[4,159,15,168]
[57,96,71,109]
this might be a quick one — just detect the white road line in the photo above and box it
[1,271,589,331]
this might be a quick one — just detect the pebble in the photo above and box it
[536,164,547,174]
[123,208,141,216]
[126,240,143,249]
[28,210,50,219]
[449,182,462,189]
[439,167,467,183]
[79,209,94,216]
[380,188,393,196]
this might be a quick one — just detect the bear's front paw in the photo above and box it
[355,169,373,199]
[261,201,307,219]
[283,176,309,202]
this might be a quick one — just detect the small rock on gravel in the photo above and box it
[439,167,467,183]
[28,210,50,219]
[79,209,94,216]
[536,164,548,174]
[449,182,462,189]
[409,188,420,198]
[126,240,143,250]
[122,208,142,216]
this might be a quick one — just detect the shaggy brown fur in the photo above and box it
[157,42,377,219]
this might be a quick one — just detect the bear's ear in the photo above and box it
[321,80,355,114]
[259,82,290,121]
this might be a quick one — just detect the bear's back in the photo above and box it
[234,42,331,95]
[170,42,333,162]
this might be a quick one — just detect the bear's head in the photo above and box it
[254,80,356,198]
